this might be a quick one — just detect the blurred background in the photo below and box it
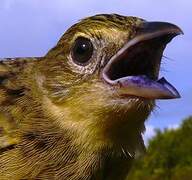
[0,0,191,142]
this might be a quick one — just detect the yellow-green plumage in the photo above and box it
[0,14,181,179]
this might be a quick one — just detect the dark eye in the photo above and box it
[71,37,93,65]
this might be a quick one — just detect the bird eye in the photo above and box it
[71,37,93,65]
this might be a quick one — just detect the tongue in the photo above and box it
[114,75,180,99]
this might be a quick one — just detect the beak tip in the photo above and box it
[170,90,181,99]
[179,30,184,35]
[176,93,181,99]
[174,26,184,36]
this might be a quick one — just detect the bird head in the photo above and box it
[39,14,182,153]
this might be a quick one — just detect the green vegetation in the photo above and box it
[127,116,192,180]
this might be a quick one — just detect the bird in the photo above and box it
[0,14,183,180]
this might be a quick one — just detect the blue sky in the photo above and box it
[0,0,191,140]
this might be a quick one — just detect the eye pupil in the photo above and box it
[76,43,88,54]
[72,37,93,65]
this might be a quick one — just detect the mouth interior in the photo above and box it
[106,34,174,81]
[102,33,180,99]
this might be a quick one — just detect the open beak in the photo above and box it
[102,21,183,99]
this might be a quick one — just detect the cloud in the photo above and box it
[143,125,156,144]
[167,124,179,130]
[143,123,179,146]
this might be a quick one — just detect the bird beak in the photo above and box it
[102,21,183,99]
